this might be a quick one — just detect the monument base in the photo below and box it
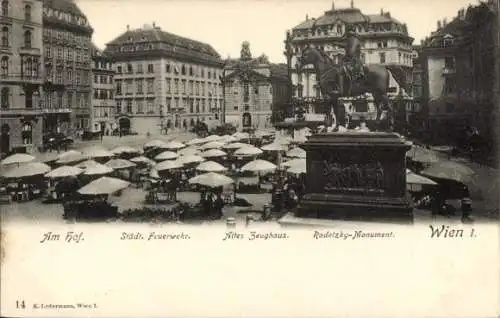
[296,131,414,223]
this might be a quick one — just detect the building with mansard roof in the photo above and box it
[41,0,94,138]
[283,1,414,123]
[0,0,43,155]
[222,42,290,130]
[104,23,224,135]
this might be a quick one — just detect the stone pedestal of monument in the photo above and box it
[285,132,413,224]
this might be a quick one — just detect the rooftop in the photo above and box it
[43,0,86,18]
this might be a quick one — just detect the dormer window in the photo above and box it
[443,35,454,47]
[336,24,342,34]
[128,36,132,42]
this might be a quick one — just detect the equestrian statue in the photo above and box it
[296,24,404,132]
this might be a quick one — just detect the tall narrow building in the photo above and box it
[0,0,44,155]
[104,23,224,135]
[42,0,93,137]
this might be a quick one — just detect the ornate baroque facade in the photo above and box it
[104,24,224,135]
[90,43,116,134]
[0,0,43,155]
[283,2,414,119]
[42,0,94,136]
[223,42,289,129]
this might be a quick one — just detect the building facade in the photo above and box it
[0,0,44,155]
[42,0,93,137]
[283,2,414,121]
[223,42,290,130]
[420,1,497,144]
[90,43,116,134]
[104,24,224,135]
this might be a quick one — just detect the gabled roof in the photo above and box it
[43,0,86,18]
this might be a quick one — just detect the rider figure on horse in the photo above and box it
[341,24,364,81]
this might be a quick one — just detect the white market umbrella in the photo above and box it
[222,142,251,150]
[406,146,441,163]
[156,160,183,172]
[241,159,277,172]
[163,140,186,150]
[201,149,227,158]
[186,138,206,146]
[420,161,476,183]
[150,169,160,179]
[82,146,114,158]
[2,162,51,178]
[286,147,307,159]
[155,151,179,161]
[275,136,293,145]
[130,156,155,166]
[234,146,263,156]
[200,141,226,150]
[178,146,200,156]
[75,159,100,169]
[406,169,438,185]
[105,159,136,170]
[177,155,205,165]
[261,142,287,152]
[83,163,114,176]
[219,135,237,143]
[287,160,307,174]
[144,139,168,149]
[1,153,35,165]
[111,146,142,155]
[232,132,250,140]
[283,158,306,168]
[56,150,85,164]
[45,165,83,178]
[204,135,223,142]
[255,130,275,138]
[78,176,130,195]
[196,161,227,172]
[188,172,234,188]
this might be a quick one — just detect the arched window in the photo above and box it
[1,0,8,16]
[1,26,8,47]
[1,56,8,76]
[24,30,31,48]
[21,122,32,145]
[1,87,9,108]
[189,66,193,76]
[181,64,186,75]
[24,4,31,21]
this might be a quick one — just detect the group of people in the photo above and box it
[200,189,225,219]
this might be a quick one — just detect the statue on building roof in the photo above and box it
[240,41,252,61]
[257,53,269,64]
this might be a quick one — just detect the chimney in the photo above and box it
[437,20,441,29]
[152,21,156,27]
[350,0,354,8]
[380,8,384,15]
[306,14,309,21]
[331,1,334,10]
[126,24,130,31]
[443,18,447,26]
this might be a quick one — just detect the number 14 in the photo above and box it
[16,300,26,309]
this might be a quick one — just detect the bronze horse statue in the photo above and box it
[296,45,396,131]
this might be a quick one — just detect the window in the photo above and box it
[189,66,193,76]
[137,63,143,73]
[147,100,154,113]
[67,70,73,83]
[1,26,8,47]
[126,100,132,113]
[147,64,154,73]
[67,92,72,107]
[127,63,133,73]
[166,78,171,93]
[201,100,206,113]
[137,100,144,113]
[45,46,52,58]
[137,80,143,94]
[116,80,122,94]
[57,92,63,108]
[146,79,154,93]
[445,78,455,94]
[201,68,204,77]
[195,99,200,113]
[116,100,122,113]
[1,0,7,16]
[444,57,455,69]
[173,79,179,94]
[75,70,81,85]
[125,79,132,94]
[21,123,32,145]
[25,90,33,108]
[379,52,386,64]
[243,82,249,102]
[181,80,186,94]
[24,4,31,21]
[336,24,342,34]
[1,56,8,76]
[189,98,193,113]
[361,53,365,63]
[297,84,303,98]
[166,63,170,73]
[181,64,186,75]
[117,65,122,73]
[1,87,8,108]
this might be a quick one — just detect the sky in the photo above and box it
[76,0,478,63]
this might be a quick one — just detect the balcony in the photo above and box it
[0,107,43,116]
[42,107,72,114]
[19,47,41,56]
[0,74,43,84]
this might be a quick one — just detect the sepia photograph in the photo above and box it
[0,0,499,316]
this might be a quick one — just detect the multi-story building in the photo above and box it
[408,45,425,131]
[283,2,414,120]
[223,42,290,129]
[104,23,224,135]
[42,0,93,137]
[0,0,43,155]
[420,1,497,144]
[90,43,116,135]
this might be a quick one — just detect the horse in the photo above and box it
[296,45,395,131]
